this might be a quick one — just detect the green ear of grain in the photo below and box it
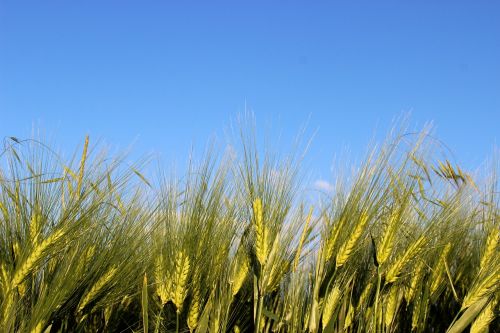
[76,135,89,196]
[293,206,313,272]
[142,273,149,333]
[470,296,497,333]
[195,293,213,333]
[253,198,268,266]
[446,297,489,333]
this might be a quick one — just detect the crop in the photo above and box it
[0,123,498,332]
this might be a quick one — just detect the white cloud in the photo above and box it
[314,179,334,193]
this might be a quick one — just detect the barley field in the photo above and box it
[0,126,498,333]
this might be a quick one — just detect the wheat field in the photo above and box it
[0,125,498,332]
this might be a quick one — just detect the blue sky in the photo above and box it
[0,1,499,185]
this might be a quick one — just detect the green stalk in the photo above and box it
[254,264,265,333]
[176,311,180,333]
[373,267,382,333]
[255,294,265,333]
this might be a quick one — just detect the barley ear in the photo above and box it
[322,284,342,329]
[30,212,41,245]
[461,267,499,310]
[447,297,490,333]
[470,295,497,333]
[78,266,118,313]
[376,209,399,266]
[479,228,499,272]
[253,198,268,266]
[405,259,426,303]
[336,213,369,267]
[293,206,313,272]
[188,281,201,331]
[430,243,452,298]
[172,251,190,313]
[386,235,425,283]
[325,216,344,262]
[76,135,89,196]
[154,255,170,305]
[231,254,249,296]
[12,228,65,289]
[31,321,44,333]
[384,286,400,329]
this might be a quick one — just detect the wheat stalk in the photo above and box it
[142,273,148,333]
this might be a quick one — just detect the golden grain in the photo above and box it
[322,284,341,329]
[253,198,268,266]
[336,213,369,267]
[12,228,65,289]
[172,251,190,313]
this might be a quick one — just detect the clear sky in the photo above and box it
[0,1,499,185]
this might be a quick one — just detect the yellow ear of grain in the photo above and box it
[187,282,201,331]
[155,255,171,305]
[357,281,373,311]
[325,218,343,262]
[253,198,268,266]
[231,255,249,296]
[384,286,401,329]
[386,235,425,283]
[30,212,41,245]
[336,213,369,268]
[344,301,354,330]
[293,206,313,272]
[12,228,65,289]
[31,321,44,333]
[461,268,500,310]
[322,284,342,329]
[78,266,118,313]
[172,251,190,313]
[479,228,499,272]
[405,259,426,303]
[377,210,399,266]
[430,243,452,297]
[470,296,497,333]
